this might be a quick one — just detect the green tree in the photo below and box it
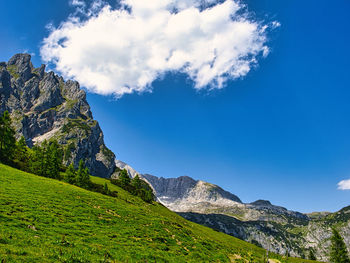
[14,136,29,171]
[29,144,44,176]
[65,163,76,184]
[103,182,110,195]
[0,111,16,164]
[309,249,316,261]
[330,228,350,263]
[47,140,62,179]
[40,140,50,177]
[119,169,131,188]
[131,175,142,189]
[29,140,52,177]
[76,160,91,188]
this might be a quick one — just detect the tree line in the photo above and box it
[111,169,154,203]
[0,110,154,202]
[0,111,96,188]
[329,228,350,263]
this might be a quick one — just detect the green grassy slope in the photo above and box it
[0,164,316,262]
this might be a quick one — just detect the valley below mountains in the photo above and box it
[2,54,349,262]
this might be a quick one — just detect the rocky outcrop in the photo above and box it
[0,54,115,177]
[114,160,138,178]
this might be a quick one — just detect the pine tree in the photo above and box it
[104,182,110,195]
[65,163,76,184]
[16,136,28,160]
[40,140,49,177]
[118,169,131,188]
[14,136,29,171]
[76,160,91,188]
[0,111,16,164]
[330,228,350,263]
[30,145,44,176]
[47,140,62,179]
[82,167,91,187]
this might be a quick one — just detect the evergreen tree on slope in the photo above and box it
[330,228,350,263]
[0,111,16,164]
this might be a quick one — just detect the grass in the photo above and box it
[0,164,318,262]
[6,65,20,79]
[62,118,92,134]
[65,99,78,110]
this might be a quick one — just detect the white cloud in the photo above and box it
[70,0,85,7]
[338,179,350,190]
[41,0,277,97]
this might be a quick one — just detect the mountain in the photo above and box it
[142,173,242,211]
[1,163,317,262]
[0,54,115,177]
[114,161,350,261]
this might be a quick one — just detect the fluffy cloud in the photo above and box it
[41,0,277,97]
[338,179,350,190]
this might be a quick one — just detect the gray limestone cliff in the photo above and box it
[142,173,242,210]
[0,54,115,177]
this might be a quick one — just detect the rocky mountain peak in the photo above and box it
[250,200,272,206]
[1,53,116,177]
[142,174,197,202]
[7,53,33,82]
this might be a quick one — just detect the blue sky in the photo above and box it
[1,0,350,213]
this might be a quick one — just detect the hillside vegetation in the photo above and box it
[0,164,317,262]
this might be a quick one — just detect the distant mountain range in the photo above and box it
[115,161,350,261]
[2,54,349,262]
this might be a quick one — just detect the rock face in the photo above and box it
[115,161,350,261]
[142,174,242,211]
[114,160,138,178]
[0,54,116,177]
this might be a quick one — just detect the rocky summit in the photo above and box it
[0,54,115,177]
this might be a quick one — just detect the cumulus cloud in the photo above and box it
[41,0,277,97]
[338,179,350,190]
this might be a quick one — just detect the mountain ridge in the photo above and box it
[114,160,350,261]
